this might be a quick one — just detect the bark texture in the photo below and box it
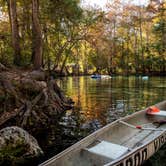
[32,0,43,69]
[8,0,21,65]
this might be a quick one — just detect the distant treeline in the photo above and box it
[0,0,165,75]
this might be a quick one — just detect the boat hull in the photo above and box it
[105,130,166,166]
[39,101,166,166]
[91,75,101,79]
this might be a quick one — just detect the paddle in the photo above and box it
[119,121,166,131]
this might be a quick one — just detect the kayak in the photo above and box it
[91,75,111,79]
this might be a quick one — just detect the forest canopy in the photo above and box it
[0,0,165,75]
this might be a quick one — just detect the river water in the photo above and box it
[58,76,166,126]
[39,76,166,165]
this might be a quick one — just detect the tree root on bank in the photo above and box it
[21,101,32,127]
[0,106,24,126]
[0,69,74,132]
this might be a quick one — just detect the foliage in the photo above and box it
[0,0,165,74]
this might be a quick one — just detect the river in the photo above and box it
[59,76,165,122]
[39,76,166,165]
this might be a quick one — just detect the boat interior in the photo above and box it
[40,101,166,166]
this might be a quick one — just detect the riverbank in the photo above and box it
[0,66,74,165]
[0,68,165,165]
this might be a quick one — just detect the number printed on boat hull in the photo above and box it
[115,148,147,166]
[114,132,166,166]
[154,133,166,151]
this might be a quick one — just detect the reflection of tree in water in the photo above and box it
[36,109,85,163]
[59,110,83,146]
[48,76,166,165]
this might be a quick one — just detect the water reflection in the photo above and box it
[57,76,166,128]
[38,76,165,165]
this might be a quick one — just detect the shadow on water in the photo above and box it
[37,76,166,165]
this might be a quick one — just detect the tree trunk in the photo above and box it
[54,41,70,69]
[8,0,21,65]
[160,2,166,74]
[134,27,139,75]
[112,19,116,74]
[60,43,75,74]
[139,8,145,73]
[32,0,43,70]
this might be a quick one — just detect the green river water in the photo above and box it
[39,76,166,166]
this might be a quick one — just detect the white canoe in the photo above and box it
[39,101,166,166]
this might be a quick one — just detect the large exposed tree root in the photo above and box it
[0,67,74,132]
